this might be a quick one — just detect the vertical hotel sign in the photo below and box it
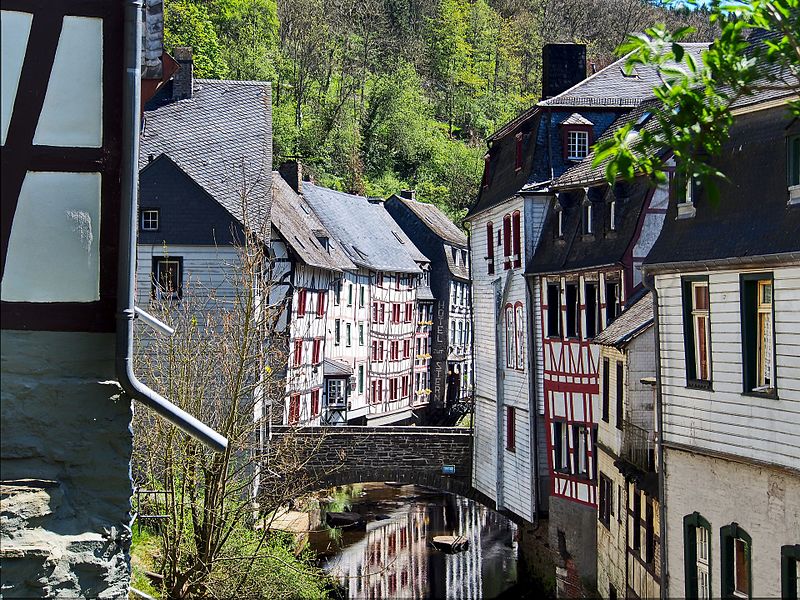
[1,1,122,331]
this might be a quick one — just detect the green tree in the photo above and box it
[593,0,799,193]
[164,1,229,78]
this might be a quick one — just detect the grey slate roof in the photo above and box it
[140,79,272,234]
[302,184,428,273]
[392,197,467,247]
[323,358,353,377]
[271,175,354,272]
[444,246,470,281]
[539,44,709,108]
[594,292,653,348]
[561,113,594,126]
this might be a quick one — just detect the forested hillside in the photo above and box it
[164,0,714,219]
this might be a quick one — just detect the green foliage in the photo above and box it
[164,1,229,78]
[594,0,800,194]
[165,0,722,220]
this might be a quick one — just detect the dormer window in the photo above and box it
[568,130,589,160]
[676,171,697,219]
[515,132,523,171]
[482,154,491,189]
[609,200,616,230]
[582,195,593,236]
[788,134,800,205]
[560,113,594,161]
[557,210,563,238]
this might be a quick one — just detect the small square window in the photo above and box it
[141,209,159,231]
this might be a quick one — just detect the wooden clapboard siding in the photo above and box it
[467,194,549,521]
[136,244,242,305]
[657,266,800,471]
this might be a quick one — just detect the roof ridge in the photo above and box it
[193,79,272,87]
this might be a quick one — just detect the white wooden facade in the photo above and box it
[656,264,800,599]
[468,194,549,523]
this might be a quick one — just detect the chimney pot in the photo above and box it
[399,189,416,201]
[541,44,587,99]
[279,161,302,194]
[172,46,193,100]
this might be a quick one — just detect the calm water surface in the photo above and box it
[307,483,518,599]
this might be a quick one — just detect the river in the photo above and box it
[306,482,519,599]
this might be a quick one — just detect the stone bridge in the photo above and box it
[268,426,482,501]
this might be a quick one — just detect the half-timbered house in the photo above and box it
[271,168,355,426]
[385,192,472,423]
[301,183,431,425]
[644,84,800,599]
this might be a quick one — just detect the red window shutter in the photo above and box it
[297,289,306,316]
[512,211,521,268]
[402,376,409,397]
[373,302,378,320]
[405,303,412,322]
[506,406,516,450]
[312,339,321,364]
[486,222,495,275]
[294,339,302,365]
[317,291,326,317]
[503,215,512,268]
[311,389,320,416]
[372,341,377,360]
[381,304,386,324]
[289,395,300,424]
[377,379,383,401]
[404,340,410,358]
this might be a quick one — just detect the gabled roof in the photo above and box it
[594,292,653,348]
[302,184,428,274]
[140,79,272,235]
[539,44,709,108]
[561,113,594,126]
[323,358,353,377]
[271,175,354,272]
[391,196,467,247]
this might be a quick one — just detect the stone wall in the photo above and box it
[268,426,473,498]
[549,495,598,598]
[1,331,133,598]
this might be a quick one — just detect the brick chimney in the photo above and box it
[541,44,587,99]
[279,161,302,194]
[172,46,193,100]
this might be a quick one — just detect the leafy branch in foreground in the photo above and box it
[593,0,800,195]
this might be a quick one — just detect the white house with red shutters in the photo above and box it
[295,177,432,426]
[271,168,356,425]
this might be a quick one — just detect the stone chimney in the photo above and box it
[172,46,193,100]
[399,190,416,201]
[541,44,587,99]
[279,161,302,194]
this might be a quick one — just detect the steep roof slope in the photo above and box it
[594,292,653,347]
[140,79,272,234]
[391,196,467,247]
[271,175,354,272]
[302,184,428,273]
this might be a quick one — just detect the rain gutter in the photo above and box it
[116,0,227,452]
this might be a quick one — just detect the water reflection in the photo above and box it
[307,483,517,599]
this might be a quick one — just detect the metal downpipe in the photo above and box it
[116,0,227,452]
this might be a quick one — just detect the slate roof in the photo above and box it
[594,292,653,348]
[644,103,800,268]
[444,247,470,281]
[302,184,428,273]
[561,113,594,126]
[526,178,652,275]
[539,44,709,108]
[140,79,272,235]
[271,175,354,272]
[392,196,467,247]
[323,358,353,377]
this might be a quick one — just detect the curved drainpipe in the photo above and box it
[117,0,227,452]
[643,270,666,598]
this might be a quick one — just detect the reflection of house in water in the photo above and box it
[328,494,514,599]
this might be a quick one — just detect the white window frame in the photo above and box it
[567,130,589,160]
[583,202,593,234]
[141,209,159,231]
[696,526,710,600]
[756,279,774,390]
[505,304,515,369]
[691,281,711,381]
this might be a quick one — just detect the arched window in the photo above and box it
[512,210,521,268]
[720,523,752,599]
[684,512,712,599]
[505,304,515,368]
[515,302,526,369]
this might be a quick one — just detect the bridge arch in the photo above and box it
[267,425,491,506]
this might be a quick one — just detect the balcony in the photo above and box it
[620,419,656,473]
